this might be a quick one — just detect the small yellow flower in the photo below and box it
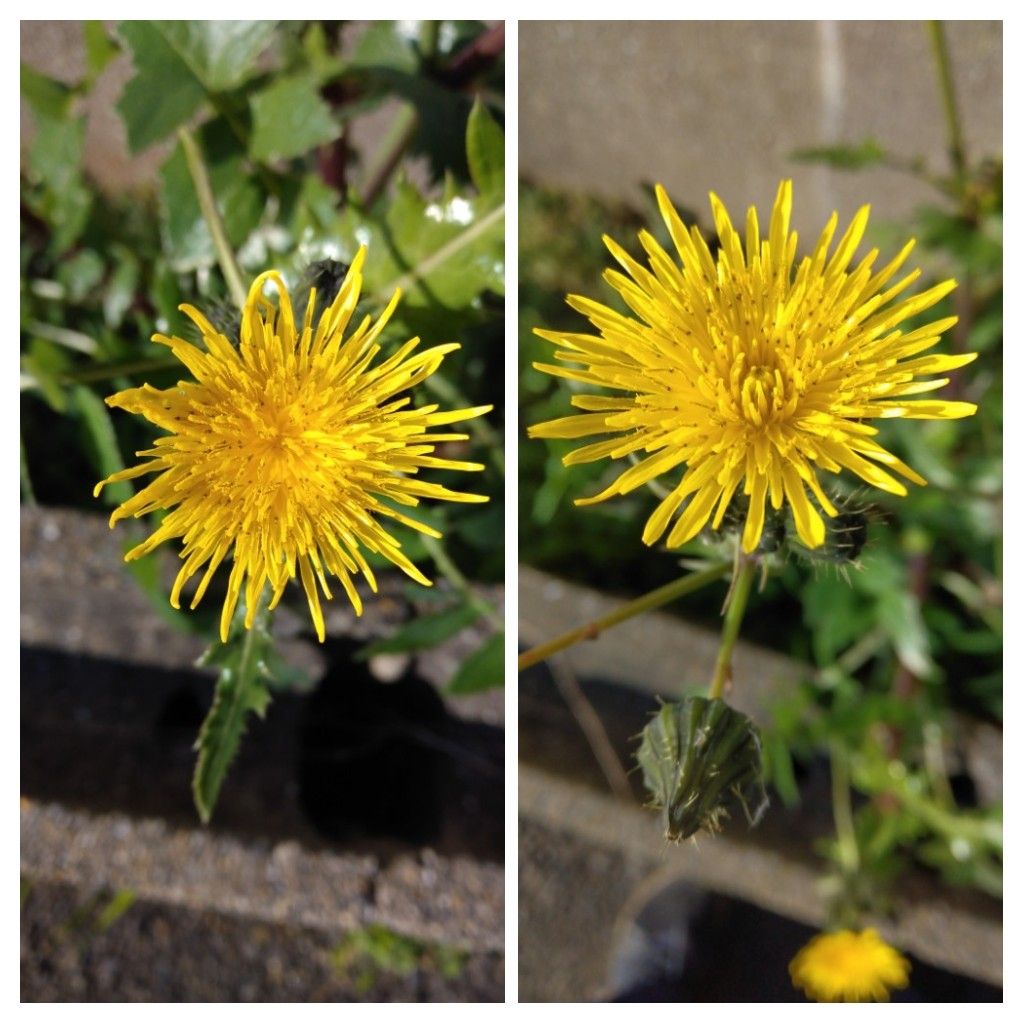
[790,928,911,1002]
[530,181,977,553]
[95,249,490,643]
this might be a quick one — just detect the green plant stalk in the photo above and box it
[178,126,247,310]
[831,742,860,876]
[876,764,1001,848]
[708,558,757,700]
[928,21,968,198]
[421,534,502,632]
[518,562,731,672]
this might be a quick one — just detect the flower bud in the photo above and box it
[637,696,768,841]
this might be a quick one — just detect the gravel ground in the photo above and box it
[22,879,503,1002]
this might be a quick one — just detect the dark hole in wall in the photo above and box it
[297,640,449,847]
[21,644,503,862]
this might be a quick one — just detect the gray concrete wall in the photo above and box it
[519,21,1002,233]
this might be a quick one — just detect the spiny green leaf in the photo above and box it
[249,71,339,162]
[446,632,504,694]
[466,98,504,197]
[358,602,480,659]
[193,609,276,823]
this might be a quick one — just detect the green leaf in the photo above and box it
[21,63,72,119]
[93,889,136,932]
[23,112,92,252]
[249,71,339,162]
[57,249,105,302]
[192,607,276,823]
[27,113,83,193]
[154,21,277,92]
[103,248,141,329]
[791,139,887,170]
[328,178,504,336]
[117,21,278,152]
[446,632,504,694]
[71,385,131,506]
[466,99,504,197]
[358,602,480,659]
[348,22,420,73]
[83,21,119,81]
[116,22,208,152]
[22,338,71,413]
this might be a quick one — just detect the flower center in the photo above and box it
[736,361,797,428]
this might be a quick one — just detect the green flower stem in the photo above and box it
[517,562,731,672]
[831,742,860,876]
[421,534,503,632]
[178,126,247,311]
[928,21,968,198]
[708,557,757,700]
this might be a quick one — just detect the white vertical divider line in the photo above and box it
[502,14,519,1007]
[816,19,845,220]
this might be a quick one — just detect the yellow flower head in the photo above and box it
[530,181,977,553]
[95,249,490,643]
[790,928,911,1002]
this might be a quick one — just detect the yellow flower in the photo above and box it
[790,928,911,1002]
[95,249,490,643]
[530,181,976,553]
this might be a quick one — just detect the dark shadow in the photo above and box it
[21,643,503,862]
